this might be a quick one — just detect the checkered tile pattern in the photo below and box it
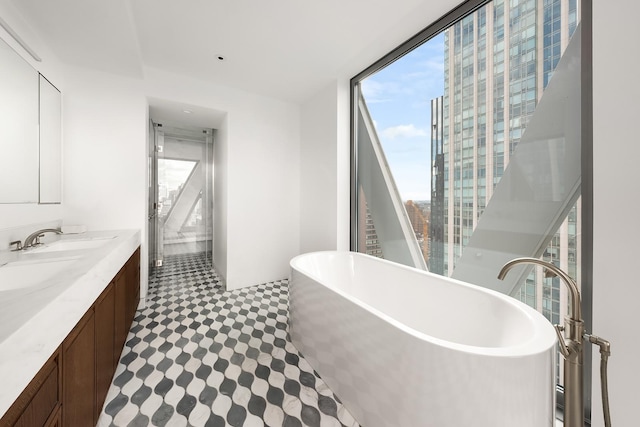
[97,253,360,427]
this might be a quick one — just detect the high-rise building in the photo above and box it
[358,189,383,258]
[404,200,429,263]
[429,96,445,275]
[432,0,580,329]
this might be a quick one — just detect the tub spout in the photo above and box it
[497,257,581,320]
[498,257,584,427]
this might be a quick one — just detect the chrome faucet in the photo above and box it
[498,257,612,427]
[22,228,63,249]
[498,257,584,427]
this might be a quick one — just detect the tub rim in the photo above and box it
[289,250,557,357]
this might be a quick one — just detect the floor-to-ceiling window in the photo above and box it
[351,0,590,422]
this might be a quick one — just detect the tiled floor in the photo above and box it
[97,253,360,427]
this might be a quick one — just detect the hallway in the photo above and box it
[98,253,359,427]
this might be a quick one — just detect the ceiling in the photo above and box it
[10,0,456,105]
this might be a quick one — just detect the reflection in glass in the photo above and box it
[157,159,196,219]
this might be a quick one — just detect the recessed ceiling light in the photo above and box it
[216,55,226,61]
[183,109,192,114]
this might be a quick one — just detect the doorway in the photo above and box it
[148,122,213,276]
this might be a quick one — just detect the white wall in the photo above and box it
[335,79,351,251]
[144,68,301,290]
[591,1,640,425]
[213,118,229,284]
[62,68,147,231]
[58,66,148,291]
[60,64,303,294]
[300,82,339,253]
[225,104,301,288]
[1,12,302,293]
[299,79,352,254]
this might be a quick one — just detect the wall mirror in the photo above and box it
[0,35,39,203]
[0,37,62,204]
[39,75,62,204]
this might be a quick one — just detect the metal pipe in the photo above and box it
[563,345,584,427]
[601,354,611,427]
[585,333,612,427]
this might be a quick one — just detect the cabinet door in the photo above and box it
[114,268,128,364]
[44,407,61,427]
[126,249,140,325]
[62,310,95,427]
[2,350,61,427]
[95,282,115,418]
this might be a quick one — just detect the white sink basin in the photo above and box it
[28,236,116,253]
[0,257,80,291]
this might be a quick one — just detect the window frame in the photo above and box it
[349,0,594,422]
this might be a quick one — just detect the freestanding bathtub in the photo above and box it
[289,251,557,427]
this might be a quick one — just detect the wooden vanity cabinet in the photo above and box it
[0,247,140,427]
[0,349,61,427]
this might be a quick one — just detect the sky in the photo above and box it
[361,33,445,202]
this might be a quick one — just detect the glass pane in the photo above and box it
[355,0,582,398]
[158,159,197,217]
[158,158,199,255]
[150,125,214,278]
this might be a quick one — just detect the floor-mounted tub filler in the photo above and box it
[289,251,558,427]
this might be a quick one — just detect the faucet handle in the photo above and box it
[553,324,571,358]
[9,240,23,251]
[554,324,582,359]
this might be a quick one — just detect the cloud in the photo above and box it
[380,124,428,139]
[361,79,399,104]
[360,33,445,107]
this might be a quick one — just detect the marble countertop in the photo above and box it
[0,229,140,419]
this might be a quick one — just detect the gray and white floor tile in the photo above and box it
[97,253,360,427]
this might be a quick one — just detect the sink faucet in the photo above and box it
[498,257,584,427]
[23,228,63,249]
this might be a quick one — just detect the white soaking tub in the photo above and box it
[289,251,557,427]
